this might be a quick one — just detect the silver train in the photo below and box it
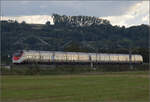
[12,50,143,64]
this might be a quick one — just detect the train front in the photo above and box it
[12,50,24,64]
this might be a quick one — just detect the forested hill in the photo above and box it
[1,14,150,63]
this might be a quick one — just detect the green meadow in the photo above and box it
[1,71,149,102]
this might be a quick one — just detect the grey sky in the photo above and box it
[1,1,139,17]
[1,1,149,27]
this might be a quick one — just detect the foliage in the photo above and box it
[52,13,110,27]
[1,64,149,75]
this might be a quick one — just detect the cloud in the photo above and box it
[102,1,149,27]
[142,15,149,22]
[1,1,148,27]
[1,1,138,17]
[20,1,30,4]
[1,15,54,25]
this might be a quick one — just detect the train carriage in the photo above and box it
[12,50,143,64]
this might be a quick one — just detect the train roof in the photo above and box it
[21,50,142,56]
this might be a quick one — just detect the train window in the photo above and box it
[114,56,118,61]
[134,55,140,61]
[44,56,47,59]
[97,55,100,61]
[27,55,32,59]
[72,55,76,60]
[119,56,126,61]
[139,56,143,61]
[14,53,21,57]
[125,56,129,61]
[139,56,142,61]
[105,56,110,61]
[91,55,96,61]
[100,55,105,61]
[35,56,39,59]
[13,51,23,57]
[110,55,114,61]
[131,56,135,61]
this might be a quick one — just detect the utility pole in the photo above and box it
[7,54,11,69]
[117,44,133,70]
[81,33,98,70]
[82,42,97,70]
[89,55,93,68]
[129,48,133,70]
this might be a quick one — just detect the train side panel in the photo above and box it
[12,50,143,64]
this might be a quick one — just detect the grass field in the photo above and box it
[1,71,149,102]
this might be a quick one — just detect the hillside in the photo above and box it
[1,14,150,63]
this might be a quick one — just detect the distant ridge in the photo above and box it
[1,14,110,26]
[1,15,54,25]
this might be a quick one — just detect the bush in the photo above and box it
[1,64,149,75]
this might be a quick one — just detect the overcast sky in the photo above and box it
[1,1,149,27]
